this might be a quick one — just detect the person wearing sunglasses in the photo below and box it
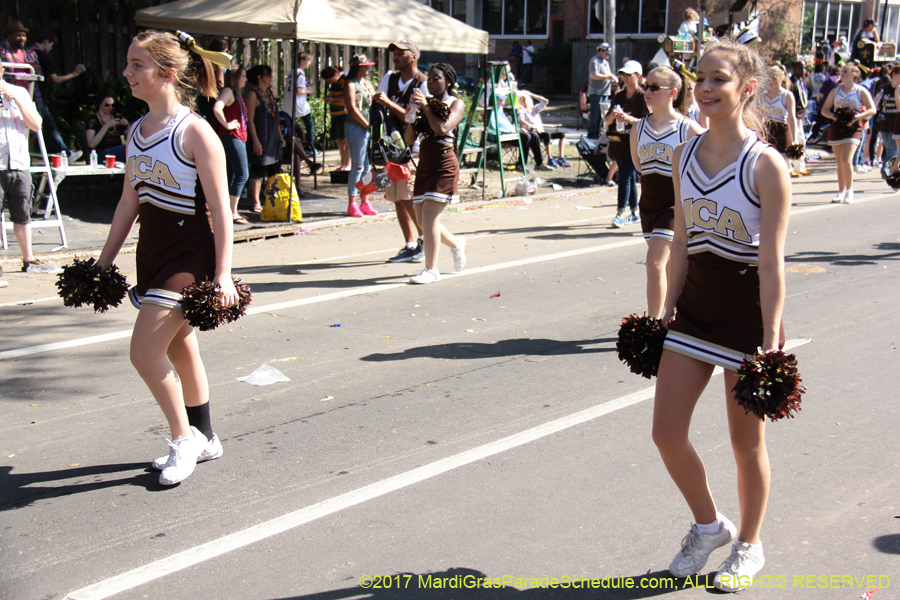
[605,60,648,228]
[630,66,704,319]
[85,92,130,163]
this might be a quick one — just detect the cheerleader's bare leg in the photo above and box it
[653,350,718,525]
[166,319,210,410]
[723,369,770,545]
[645,238,671,319]
[130,304,196,440]
[415,200,458,271]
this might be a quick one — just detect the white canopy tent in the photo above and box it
[134,0,490,54]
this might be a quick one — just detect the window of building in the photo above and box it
[588,0,667,36]
[417,0,467,23]
[481,0,550,35]
[882,4,900,44]
[800,0,860,52]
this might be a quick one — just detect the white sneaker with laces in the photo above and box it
[158,427,208,485]
[831,191,845,203]
[451,236,466,272]
[410,268,441,284]
[842,189,854,204]
[713,541,766,592]
[152,432,223,470]
[668,514,736,577]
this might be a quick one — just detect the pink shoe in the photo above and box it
[359,199,379,215]
[347,202,363,218]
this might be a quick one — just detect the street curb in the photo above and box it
[1,183,611,267]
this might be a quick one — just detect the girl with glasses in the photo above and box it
[630,66,704,319]
[85,93,129,162]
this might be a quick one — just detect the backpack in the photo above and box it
[370,104,412,166]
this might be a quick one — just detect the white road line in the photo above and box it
[0,296,59,308]
[64,339,809,600]
[0,239,644,360]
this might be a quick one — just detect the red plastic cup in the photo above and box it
[105,155,116,169]
[50,154,62,168]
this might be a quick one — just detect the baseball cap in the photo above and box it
[350,53,375,66]
[597,42,611,52]
[618,60,643,76]
[388,39,420,57]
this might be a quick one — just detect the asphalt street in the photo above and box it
[1,166,898,600]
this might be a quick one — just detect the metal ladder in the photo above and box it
[457,61,527,199]
[1,61,68,251]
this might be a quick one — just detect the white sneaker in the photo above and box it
[158,427,208,485]
[831,191,845,203]
[410,268,441,284]
[668,514,737,577]
[151,432,223,470]
[67,150,83,164]
[451,236,466,272]
[411,239,425,263]
[713,541,766,592]
[842,189,854,204]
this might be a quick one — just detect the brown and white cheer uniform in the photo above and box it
[664,131,784,370]
[126,105,216,311]
[635,116,692,243]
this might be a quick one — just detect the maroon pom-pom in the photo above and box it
[616,313,667,379]
[181,277,253,332]
[413,97,451,139]
[56,257,128,313]
[832,106,857,127]
[733,349,806,422]
[784,144,805,160]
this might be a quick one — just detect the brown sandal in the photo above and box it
[233,216,251,225]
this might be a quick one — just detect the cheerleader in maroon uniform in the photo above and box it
[821,63,876,203]
[97,31,238,486]
[654,38,792,591]
[403,63,467,284]
[630,65,704,318]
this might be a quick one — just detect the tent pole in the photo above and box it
[289,43,297,223]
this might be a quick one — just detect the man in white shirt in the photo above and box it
[372,39,429,263]
[522,40,535,85]
[588,43,615,139]
[283,52,318,156]
[0,64,60,274]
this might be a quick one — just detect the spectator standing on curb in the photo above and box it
[373,39,428,263]
[31,30,83,163]
[244,64,282,213]
[343,53,379,218]
[875,65,899,175]
[606,60,648,228]
[0,64,61,274]
[284,51,318,156]
[587,43,615,139]
[522,41,535,86]
[510,41,523,80]
[321,66,350,171]
[212,66,250,224]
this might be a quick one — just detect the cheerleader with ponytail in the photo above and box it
[654,37,793,591]
[96,30,237,486]
[403,63,467,284]
[762,66,804,176]
[630,65,704,318]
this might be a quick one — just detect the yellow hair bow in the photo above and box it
[671,59,697,83]
[176,31,233,68]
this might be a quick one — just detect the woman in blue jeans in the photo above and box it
[605,61,648,228]
[342,54,379,218]
[213,66,250,224]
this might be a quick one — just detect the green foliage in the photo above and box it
[531,40,576,95]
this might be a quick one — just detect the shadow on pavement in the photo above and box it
[786,242,900,267]
[360,337,616,362]
[270,567,705,599]
[0,462,178,510]
[872,533,900,554]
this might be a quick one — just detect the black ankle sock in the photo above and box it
[185,403,213,440]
